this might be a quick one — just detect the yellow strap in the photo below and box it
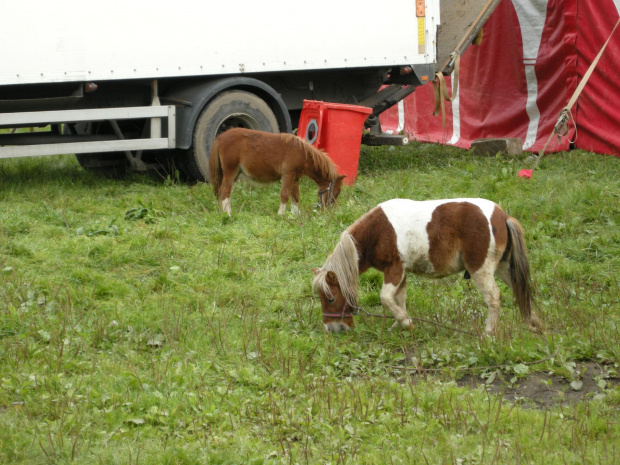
[432,55,460,130]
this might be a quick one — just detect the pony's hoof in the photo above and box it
[528,323,545,334]
[390,318,415,332]
[528,315,545,334]
[484,326,496,338]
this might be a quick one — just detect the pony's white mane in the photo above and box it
[312,231,359,308]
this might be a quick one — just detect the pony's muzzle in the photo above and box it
[323,319,353,332]
[317,181,335,208]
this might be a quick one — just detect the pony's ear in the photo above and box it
[337,175,347,181]
[312,267,319,275]
[326,271,338,285]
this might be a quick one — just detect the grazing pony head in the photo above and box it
[312,232,359,332]
[292,136,345,208]
[317,175,346,208]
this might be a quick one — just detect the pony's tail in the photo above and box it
[506,217,544,332]
[209,139,223,199]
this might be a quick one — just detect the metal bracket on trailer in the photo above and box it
[362,133,409,146]
[435,0,501,75]
[0,105,176,160]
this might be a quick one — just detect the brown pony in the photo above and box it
[209,128,345,214]
[313,198,544,336]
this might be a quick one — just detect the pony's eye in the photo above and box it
[327,297,335,304]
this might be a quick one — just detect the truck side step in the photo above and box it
[0,106,175,159]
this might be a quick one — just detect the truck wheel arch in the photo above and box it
[163,77,292,151]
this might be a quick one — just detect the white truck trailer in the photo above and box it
[0,0,498,181]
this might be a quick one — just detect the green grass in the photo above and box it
[0,145,618,464]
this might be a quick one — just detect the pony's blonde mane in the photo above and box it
[281,133,338,181]
[312,231,359,308]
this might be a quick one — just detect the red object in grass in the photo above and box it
[518,169,533,179]
[298,100,372,185]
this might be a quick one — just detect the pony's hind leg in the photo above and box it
[218,172,236,215]
[494,261,512,290]
[470,269,501,336]
[495,260,544,333]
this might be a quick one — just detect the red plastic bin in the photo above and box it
[297,100,372,185]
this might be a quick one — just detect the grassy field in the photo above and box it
[0,144,618,464]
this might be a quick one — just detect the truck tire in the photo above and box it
[75,152,128,178]
[73,122,129,178]
[179,90,279,183]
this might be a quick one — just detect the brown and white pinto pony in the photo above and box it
[313,198,544,336]
[209,128,345,215]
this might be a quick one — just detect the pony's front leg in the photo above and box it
[278,174,298,215]
[380,272,414,331]
[289,180,301,215]
[221,198,232,215]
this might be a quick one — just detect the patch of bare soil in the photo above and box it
[455,362,619,409]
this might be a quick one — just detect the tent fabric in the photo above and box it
[380,0,620,156]
[575,0,620,154]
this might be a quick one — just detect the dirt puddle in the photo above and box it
[454,361,618,408]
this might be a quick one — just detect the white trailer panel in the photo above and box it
[1,0,439,86]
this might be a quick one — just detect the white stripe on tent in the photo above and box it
[448,68,461,145]
[511,0,547,150]
[522,65,541,150]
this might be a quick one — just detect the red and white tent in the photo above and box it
[380,0,620,156]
